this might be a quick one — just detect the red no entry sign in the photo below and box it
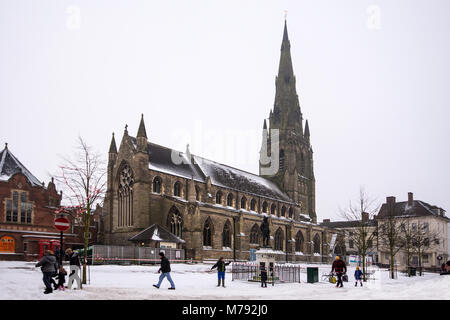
[54,217,70,231]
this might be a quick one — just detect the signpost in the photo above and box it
[54,216,70,264]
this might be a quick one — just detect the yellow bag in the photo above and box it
[330,276,336,284]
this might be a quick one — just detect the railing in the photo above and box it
[231,262,301,284]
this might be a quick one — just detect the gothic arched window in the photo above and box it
[274,228,283,251]
[118,164,134,227]
[288,207,293,219]
[227,193,233,207]
[153,177,162,193]
[195,185,200,201]
[281,206,286,217]
[167,206,183,238]
[295,231,304,252]
[222,221,232,248]
[216,191,223,205]
[262,201,268,213]
[300,152,305,174]
[250,224,259,245]
[271,204,276,215]
[313,233,321,254]
[203,218,213,247]
[240,197,247,210]
[173,181,181,197]
[250,199,257,212]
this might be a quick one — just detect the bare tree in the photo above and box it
[54,137,106,284]
[340,188,379,281]
[399,221,415,276]
[411,221,440,276]
[377,208,406,279]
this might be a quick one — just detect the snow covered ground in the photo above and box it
[1,260,449,300]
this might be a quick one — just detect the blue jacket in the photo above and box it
[354,269,363,280]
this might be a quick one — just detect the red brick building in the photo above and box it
[0,144,83,261]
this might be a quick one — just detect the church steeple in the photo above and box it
[260,19,316,223]
[136,114,148,153]
[273,19,303,132]
[278,20,294,83]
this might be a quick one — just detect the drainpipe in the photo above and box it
[233,216,236,261]
[286,227,289,263]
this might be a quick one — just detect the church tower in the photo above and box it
[259,20,316,222]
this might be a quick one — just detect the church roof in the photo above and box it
[0,145,43,187]
[129,224,185,243]
[129,137,293,203]
[193,155,292,202]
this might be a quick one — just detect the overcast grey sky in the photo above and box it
[1,0,449,222]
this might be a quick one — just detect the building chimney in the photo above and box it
[408,192,413,206]
[323,219,330,223]
[386,196,396,204]
[362,212,369,223]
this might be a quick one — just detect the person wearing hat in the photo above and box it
[331,256,347,288]
[354,266,363,286]
[65,248,81,289]
[35,250,58,294]
[153,252,175,289]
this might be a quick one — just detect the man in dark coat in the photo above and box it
[35,250,58,294]
[211,257,231,287]
[331,256,347,288]
[153,252,175,289]
[260,264,268,288]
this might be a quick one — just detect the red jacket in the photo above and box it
[332,259,347,273]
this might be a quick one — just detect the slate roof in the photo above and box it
[129,137,294,203]
[0,145,42,187]
[129,224,185,243]
[377,200,448,220]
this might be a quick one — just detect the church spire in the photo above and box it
[136,114,148,153]
[277,19,294,85]
[137,113,147,138]
[273,19,302,131]
[109,132,117,154]
[304,119,310,137]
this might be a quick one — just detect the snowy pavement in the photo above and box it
[1,261,449,300]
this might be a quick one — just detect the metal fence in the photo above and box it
[90,245,186,265]
[231,262,301,284]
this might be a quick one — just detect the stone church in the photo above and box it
[102,21,335,262]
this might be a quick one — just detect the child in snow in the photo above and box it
[354,266,363,287]
[211,257,231,287]
[56,266,67,290]
[260,265,268,288]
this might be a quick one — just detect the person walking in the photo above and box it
[35,250,58,294]
[331,256,347,288]
[153,252,175,290]
[211,257,231,288]
[65,248,81,289]
[354,266,363,287]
